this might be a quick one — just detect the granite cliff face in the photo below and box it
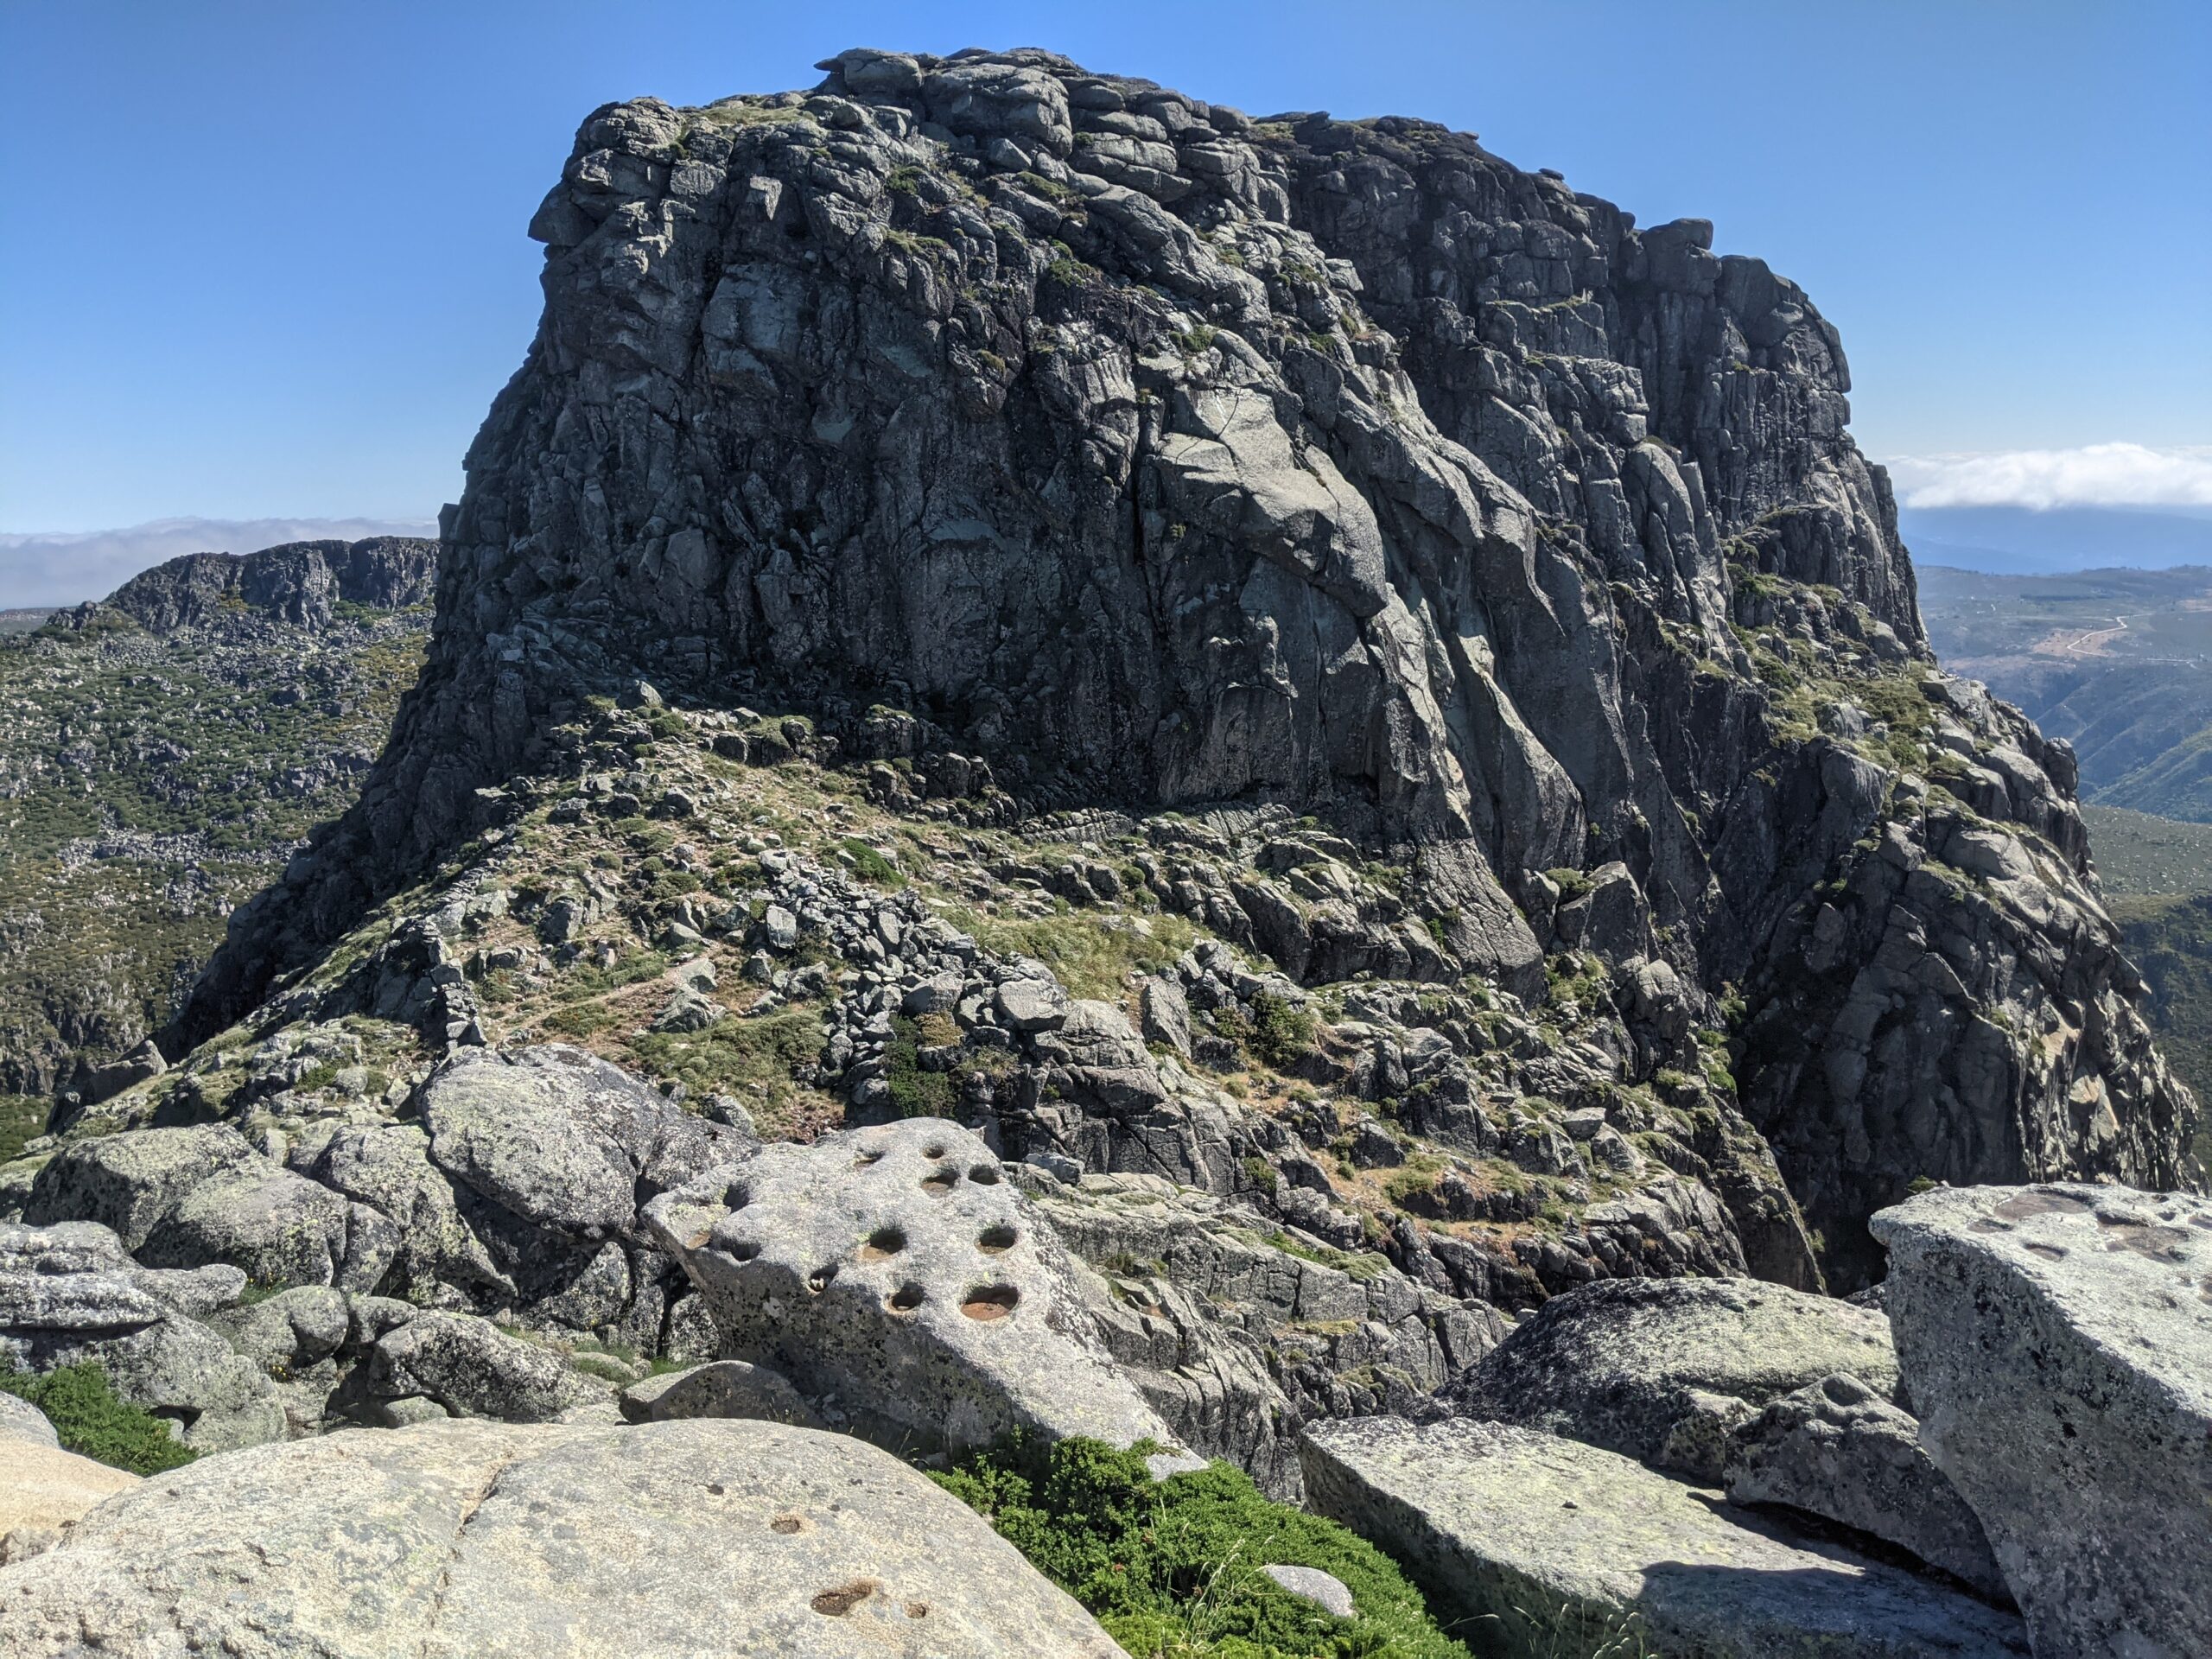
[175,48,2193,1282]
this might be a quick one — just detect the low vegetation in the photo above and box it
[0,1359,197,1475]
[933,1433,1473,1658]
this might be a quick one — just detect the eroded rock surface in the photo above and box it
[1724,1371,2006,1600]
[1872,1182,2212,1658]
[645,1117,1192,1457]
[1300,1415,2027,1658]
[1441,1274,1898,1478]
[0,1418,1124,1658]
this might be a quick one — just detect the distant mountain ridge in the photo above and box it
[1900,505,2212,575]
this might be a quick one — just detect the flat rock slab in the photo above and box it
[1300,1416,2026,1659]
[0,1418,1122,1657]
[1873,1182,2212,1659]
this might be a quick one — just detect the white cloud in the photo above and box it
[0,516,437,610]
[1883,443,2212,511]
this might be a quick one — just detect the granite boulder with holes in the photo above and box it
[644,1117,1198,1463]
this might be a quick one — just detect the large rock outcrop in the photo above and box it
[1440,1274,1899,1478]
[1872,1182,2212,1658]
[171,47,2195,1283]
[101,537,438,634]
[0,1418,1125,1657]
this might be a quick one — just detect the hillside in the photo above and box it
[0,538,435,1149]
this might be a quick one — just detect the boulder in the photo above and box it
[22,1126,264,1249]
[0,1221,283,1452]
[0,1418,1124,1656]
[355,1309,592,1424]
[1725,1372,2006,1599]
[644,1117,1191,1458]
[1872,1183,2212,1658]
[1444,1275,1898,1478]
[418,1045,753,1239]
[1300,1416,2027,1658]
[0,1392,59,1448]
[618,1359,821,1427]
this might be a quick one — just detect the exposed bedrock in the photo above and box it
[169,47,2192,1282]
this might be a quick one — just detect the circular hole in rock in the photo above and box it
[923,1143,947,1160]
[888,1283,926,1313]
[920,1170,959,1198]
[977,1224,1017,1255]
[771,1514,806,1535]
[968,1163,1001,1185]
[960,1285,1020,1321]
[853,1148,886,1170]
[721,1240,762,1264]
[858,1225,907,1262]
[722,1183,751,1209]
[810,1580,878,1618]
[905,1601,930,1620]
[807,1263,837,1294]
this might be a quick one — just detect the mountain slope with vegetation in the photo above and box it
[0,538,435,1147]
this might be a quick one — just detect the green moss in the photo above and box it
[961,912,1197,1002]
[932,1434,1473,1659]
[0,1359,197,1475]
[625,1010,823,1124]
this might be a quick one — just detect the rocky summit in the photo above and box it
[171,46,2193,1291]
[2,44,2207,1659]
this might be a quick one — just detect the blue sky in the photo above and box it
[2,0,2207,537]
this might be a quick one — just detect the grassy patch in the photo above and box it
[932,1434,1472,1659]
[625,1010,823,1125]
[963,912,1197,1001]
[884,1015,957,1118]
[0,1360,197,1475]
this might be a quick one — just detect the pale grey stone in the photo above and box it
[0,1392,58,1448]
[1300,1416,2026,1657]
[0,1418,1125,1656]
[1725,1372,2005,1599]
[1873,1183,2212,1658]
[1446,1275,1899,1478]
[620,1359,821,1427]
[644,1118,1187,1457]
[1262,1563,1353,1618]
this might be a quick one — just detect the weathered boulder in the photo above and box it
[1872,1183,2212,1658]
[0,1418,1125,1656]
[0,1392,59,1448]
[1724,1372,2006,1600]
[418,1044,754,1240]
[618,1359,821,1427]
[1300,1416,2027,1658]
[353,1309,593,1424]
[644,1117,1192,1458]
[0,1221,283,1452]
[1443,1275,1898,1478]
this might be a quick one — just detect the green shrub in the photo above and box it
[1248,994,1319,1070]
[933,1434,1472,1658]
[0,1359,197,1475]
[885,1016,957,1118]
